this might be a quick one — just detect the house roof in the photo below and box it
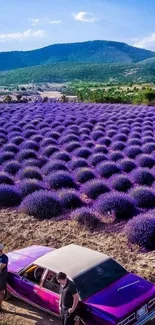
[35,244,109,279]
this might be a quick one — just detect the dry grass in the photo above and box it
[0,209,154,324]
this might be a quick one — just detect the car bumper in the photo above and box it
[135,308,155,324]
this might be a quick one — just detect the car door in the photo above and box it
[9,264,46,307]
[35,270,60,315]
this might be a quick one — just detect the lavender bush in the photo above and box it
[48,171,77,190]
[42,145,58,157]
[43,160,68,175]
[52,151,71,162]
[131,168,154,186]
[64,142,81,153]
[94,192,136,219]
[69,158,88,170]
[111,175,133,192]
[0,172,14,185]
[93,145,108,154]
[73,147,92,159]
[4,160,22,175]
[0,102,154,218]
[21,140,39,151]
[119,158,137,173]
[17,149,37,162]
[136,154,155,168]
[125,212,155,250]
[130,186,155,208]
[75,168,95,184]
[0,185,21,207]
[89,153,108,166]
[20,190,62,219]
[97,161,120,178]
[82,179,110,199]
[0,152,15,164]
[19,167,42,181]
[125,146,142,159]
[19,179,45,198]
[11,136,24,145]
[58,189,83,210]
[71,207,102,231]
[2,144,19,154]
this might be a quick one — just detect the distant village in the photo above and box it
[0,83,77,103]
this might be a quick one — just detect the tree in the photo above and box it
[133,88,155,105]
[22,97,28,103]
[16,94,22,102]
[61,95,69,102]
[42,96,48,103]
[4,95,12,103]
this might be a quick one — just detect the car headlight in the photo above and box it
[117,313,135,325]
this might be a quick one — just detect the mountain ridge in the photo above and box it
[0,40,155,72]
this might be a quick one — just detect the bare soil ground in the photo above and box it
[1,299,60,325]
[0,209,155,324]
[39,91,62,99]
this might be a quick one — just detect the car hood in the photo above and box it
[85,273,155,320]
[7,245,53,273]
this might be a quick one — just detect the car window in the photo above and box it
[21,264,45,285]
[43,270,60,294]
[75,258,127,299]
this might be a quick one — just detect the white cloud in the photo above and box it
[134,33,155,51]
[29,18,40,26]
[0,29,46,42]
[49,20,63,25]
[32,30,45,37]
[29,18,63,26]
[73,12,99,23]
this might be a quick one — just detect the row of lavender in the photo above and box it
[0,102,155,250]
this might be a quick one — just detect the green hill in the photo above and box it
[0,40,155,71]
[0,60,155,85]
[137,57,155,65]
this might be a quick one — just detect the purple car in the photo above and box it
[7,244,155,325]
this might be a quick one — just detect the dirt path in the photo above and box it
[2,299,61,325]
[0,209,155,324]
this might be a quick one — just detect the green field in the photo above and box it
[63,81,155,105]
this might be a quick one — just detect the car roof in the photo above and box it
[35,244,110,279]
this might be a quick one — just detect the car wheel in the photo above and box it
[4,289,12,301]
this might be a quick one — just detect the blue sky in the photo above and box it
[0,0,155,52]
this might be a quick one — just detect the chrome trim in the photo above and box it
[148,297,155,309]
[118,281,140,292]
[118,308,155,325]
[135,308,155,324]
[118,313,135,325]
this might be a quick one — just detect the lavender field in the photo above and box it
[0,102,155,250]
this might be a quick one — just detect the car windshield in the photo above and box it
[74,258,127,300]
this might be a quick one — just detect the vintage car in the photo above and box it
[6,244,155,325]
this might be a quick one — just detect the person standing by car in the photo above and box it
[56,272,80,325]
[0,244,8,311]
